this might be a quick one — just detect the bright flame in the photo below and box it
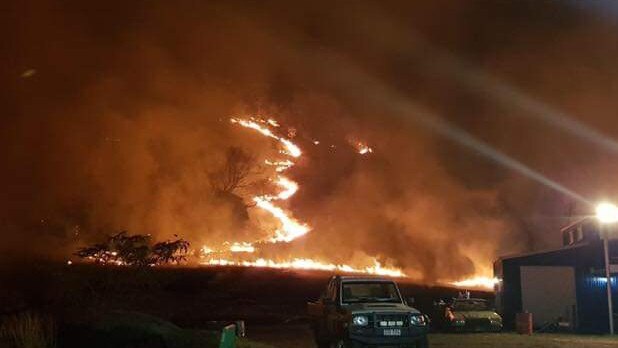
[230,117,310,243]
[450,276,499,289]
[274,177,298,200]
[229,242,255,253]
[254,197,310,242]
[230,118,301,157]
[266,119,280,127]
[204,258,405,277]
[265,159,294,172]
[357,142,373,155]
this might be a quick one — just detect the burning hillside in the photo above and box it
[190,116,497,289]
[198,116,406,279]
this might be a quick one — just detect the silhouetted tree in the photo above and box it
[108,232,151,266]
[209,146,259,195]
[75,232,189,266]
[151,238,190,264]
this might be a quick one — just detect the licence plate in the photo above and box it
[383,329,401,336]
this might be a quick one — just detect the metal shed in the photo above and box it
[494,218,618,333]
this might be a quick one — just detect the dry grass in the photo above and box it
[0,312,56,348]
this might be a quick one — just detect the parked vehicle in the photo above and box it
[432,297,502,332]
[308,276,429,348]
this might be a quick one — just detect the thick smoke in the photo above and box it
[2,1,618,281]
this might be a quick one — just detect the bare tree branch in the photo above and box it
[209,146,260,195]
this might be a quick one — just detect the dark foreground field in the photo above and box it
[0,262,489,326]
[7,262,614,347]
[0,262,489,347]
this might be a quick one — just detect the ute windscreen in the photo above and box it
[342,282,401,303]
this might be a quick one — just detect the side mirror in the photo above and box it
[407,297,415,305]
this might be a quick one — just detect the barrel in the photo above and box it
[516,312,533,335]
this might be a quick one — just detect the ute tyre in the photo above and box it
[416,336,429,348]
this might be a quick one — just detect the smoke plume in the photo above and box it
[2,0,618,282]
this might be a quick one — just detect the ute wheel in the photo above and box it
[416,336,429,348]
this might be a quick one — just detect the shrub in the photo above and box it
[75,232,190,266]
[0,312,56,348]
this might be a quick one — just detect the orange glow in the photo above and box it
[199,117,477,284]
[200,117,409,280]
[356,142,373,155]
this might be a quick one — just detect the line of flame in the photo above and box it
[230,118,301,158]
[204,258,405,277]
[229,242,256,253]
[254,197,310,242]
[450,276,499,289]
[230,117,309,243]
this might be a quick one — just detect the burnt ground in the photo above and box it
[0,262,490,346]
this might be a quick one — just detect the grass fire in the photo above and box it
[4,1,618,347]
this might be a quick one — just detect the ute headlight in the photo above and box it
[410,314,427,326]
[352,315,369,326]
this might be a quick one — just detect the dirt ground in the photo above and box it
[248,324,618,348]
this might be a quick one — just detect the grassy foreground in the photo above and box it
[430,333,618,348]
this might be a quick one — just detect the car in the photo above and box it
[433,297,502,332]
[308,275,429,348]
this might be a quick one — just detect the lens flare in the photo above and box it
[596,202,618,224]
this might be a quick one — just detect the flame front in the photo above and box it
[450,276,499,289]
[230,117,301,158]
[229,242,255,253]
[205,257,405,278]
[230,117,310,242]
